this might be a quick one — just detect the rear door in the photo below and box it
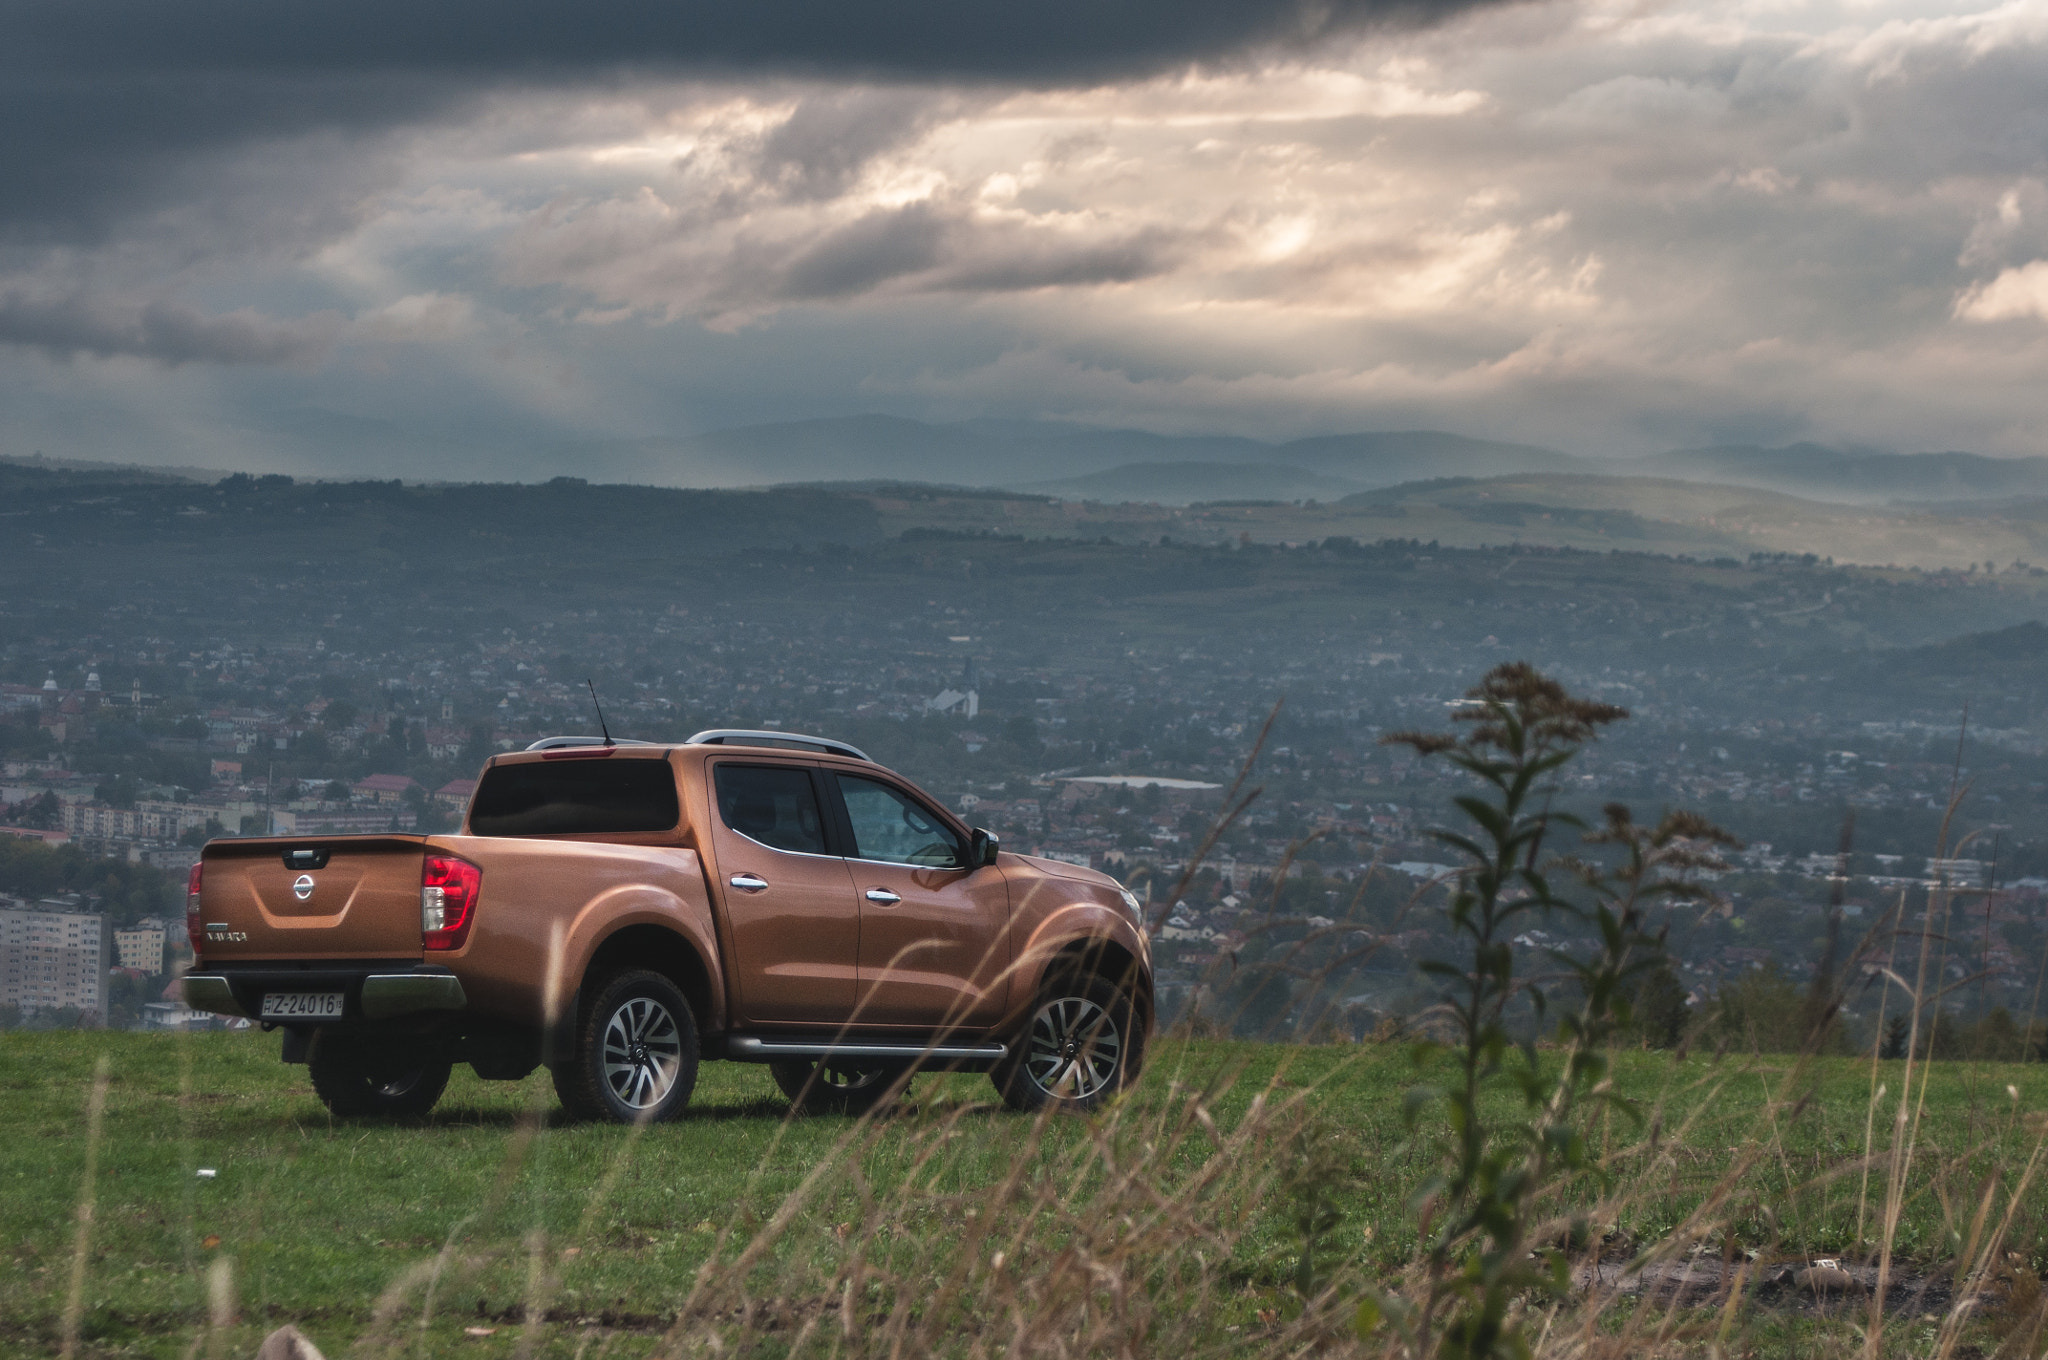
[196,836,427,963]
[831,772,1010,1029]
[703,760,859,1026]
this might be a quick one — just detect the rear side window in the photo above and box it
[714,764,827,855]
[469,759,680,837]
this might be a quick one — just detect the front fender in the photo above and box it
[1003,874,1153,1023]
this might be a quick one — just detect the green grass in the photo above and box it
[4,1031,2047,1358]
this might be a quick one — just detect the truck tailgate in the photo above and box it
[197,835,427,962]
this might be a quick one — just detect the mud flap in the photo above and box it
[541,984,582,1071]
[467,1030,542,1081]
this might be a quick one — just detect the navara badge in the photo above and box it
[293,874,316,900]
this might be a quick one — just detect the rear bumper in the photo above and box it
[182,965,466,1022]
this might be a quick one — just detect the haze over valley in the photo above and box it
[7,0,2048,1047]
[8,453,2048,1036]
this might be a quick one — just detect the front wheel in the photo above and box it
[308,1035,452,1118]
[992,975,1141,1113]
[771,1058,909,1116]
[553,970,699,1123]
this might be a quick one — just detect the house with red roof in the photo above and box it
[353,774,418,805]
[434,779,477,809]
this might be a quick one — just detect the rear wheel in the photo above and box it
[770,1058,909,1116]
[553,970,699,1123]
[993,975,1139,1113]
[308,1035,452,1118]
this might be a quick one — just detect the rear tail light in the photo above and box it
[421,854,482,951]
[186,861,205,954]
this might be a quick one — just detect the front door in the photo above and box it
[705,760,857,1026]
[832,772,1010,1030]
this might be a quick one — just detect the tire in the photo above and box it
[308,1034,453,1118]
[552,970,699,1124]
[993,974,1141,1113]
[770,1058,910,1116]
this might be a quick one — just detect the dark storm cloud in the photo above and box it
[11,0,2047,468]
[777,204,954,299]
[755,90,949,202]
[770,202,1187,301]
[0,0,1504,240]
[934,230,1182,293]
[0,73,452,245]
[0,292,337,365]
[11,0,1496,83]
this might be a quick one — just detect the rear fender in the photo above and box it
[558,884,725,1027]
[426,838,723,1029]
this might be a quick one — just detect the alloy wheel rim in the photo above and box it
[818,1064,890,1091]
[374,1071,424,1097]
[1023,995,1121,1100]
[602,996,684,1110]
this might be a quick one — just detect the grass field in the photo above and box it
[5,1030,2047,1358]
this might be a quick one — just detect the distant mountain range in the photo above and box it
[554,416,1268,490]
[13,412,2048,509]
[1014,461,1357,504]
[1630,443,2048,505]
[1010,438,2048,508]
[557,417,2048,509]
[556,420,1596,500]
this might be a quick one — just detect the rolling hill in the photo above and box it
[1629,443,2048,504]
[1018,461,1359,504]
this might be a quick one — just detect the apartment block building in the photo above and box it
[60,800,214,842]
[0,905,111,1019]
[113,919,168,975]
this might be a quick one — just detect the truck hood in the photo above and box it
[1008,853,1126,893]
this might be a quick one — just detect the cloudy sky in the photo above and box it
[5,0,2048,478]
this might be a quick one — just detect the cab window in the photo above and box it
[470,758,679,837]
[834,775,964,868]
[713,764,827,855]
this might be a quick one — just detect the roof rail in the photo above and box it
[524,736,658,751]
[686,729,873,763]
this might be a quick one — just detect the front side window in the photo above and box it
[714,764,827,855]
[836,775,964,867]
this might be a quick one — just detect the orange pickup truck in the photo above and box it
[182,730,1151,1122]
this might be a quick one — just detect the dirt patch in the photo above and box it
[1575,1254,1966,1318]
[470,1294,846,1335]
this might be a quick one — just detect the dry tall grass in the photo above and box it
[309,1015,2046,1359]
[357,668,2048,1359]
[73,674,2048,1360]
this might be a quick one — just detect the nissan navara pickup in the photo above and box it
[182,730,1152,1121]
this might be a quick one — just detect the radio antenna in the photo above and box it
[586,679,615,747]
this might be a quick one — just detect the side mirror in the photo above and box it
[969,827,1000,868]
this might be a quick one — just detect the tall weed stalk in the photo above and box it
[1374,663,1732,1360]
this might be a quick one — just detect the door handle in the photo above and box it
[730,873,769,893]
[864,888,901,904]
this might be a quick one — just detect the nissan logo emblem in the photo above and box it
[292,874,316,901]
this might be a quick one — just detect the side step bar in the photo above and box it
[725,1036,1009,1065]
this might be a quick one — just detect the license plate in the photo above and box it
[260,992,344,1019]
